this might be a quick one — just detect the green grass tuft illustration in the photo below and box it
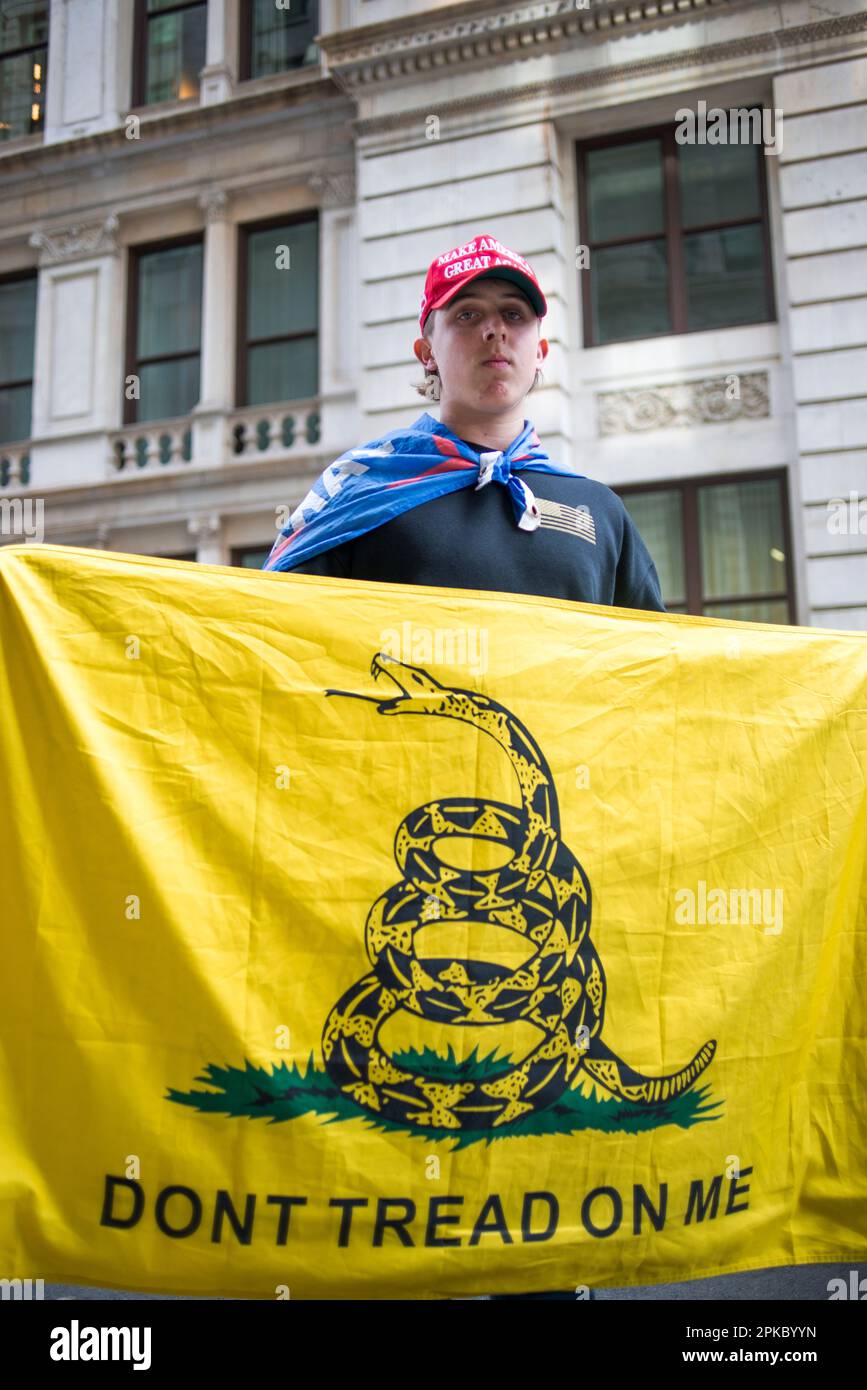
[168,1047,723,1149]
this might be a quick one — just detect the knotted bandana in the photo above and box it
[263,411,584,572]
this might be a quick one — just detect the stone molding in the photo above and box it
[29,214,120,265]
[596,370,770,435]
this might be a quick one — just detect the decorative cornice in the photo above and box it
[29,214,120,265]
[349,9,867,132]
[306,169,357,207]
[319,0,739,89]
[596,371,770,436]
[0,72,340,176]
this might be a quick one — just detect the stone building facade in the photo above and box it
[1,0,865,627]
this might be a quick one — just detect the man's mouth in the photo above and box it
[482,357,511,368]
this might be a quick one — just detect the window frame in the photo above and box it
[238,0,319,82]
[614,467,796,622]
[0,267,38,445]
[235,211,319,409]
[0,1,49,139]
[131,0,207,109]
[576,118,776,348]
[124,233,204,426]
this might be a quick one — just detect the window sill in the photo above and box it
[0,129,44,161]
[126,95,201,124]
[579,320,781,380]
[234,64,325,97]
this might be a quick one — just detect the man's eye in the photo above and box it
[455,308,524,320]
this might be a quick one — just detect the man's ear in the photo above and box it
[537,337,549,365]
[413,337,436,369]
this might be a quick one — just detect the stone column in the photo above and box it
[307,170,358,457]
[187,513,227,566]
[773,59,867,628]
[191,190,236,467]
[200,0,239,104]
[28,214,123,487]
[44,0,127,143]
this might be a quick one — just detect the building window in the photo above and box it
[0,271,37,444]
[0,0,48,140]
[231,545,272,568]
[239,0,319,80]
[617,472,794,623]
[236,216,318,407]
[125,238,203,424]
[133,0,207,107]
[577,117,775,346]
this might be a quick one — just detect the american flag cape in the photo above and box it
[262,410,585,573]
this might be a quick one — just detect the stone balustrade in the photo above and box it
[0,442,31,490]
[109,419,194,475]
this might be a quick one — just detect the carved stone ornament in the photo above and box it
[596,372,770,436]
[306,170,356,208]
[186,513,222,540]
[29,214,120,265]
[321,0,742,87]
[198,189,229,223]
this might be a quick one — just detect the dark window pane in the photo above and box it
[247,221,317,340]
[620,489,686,606]
[591,240,669,343]
[0,276,37,383]
[0,0,48,53]
[242,218,318,406]
[0,382,31,443]
[0,44,46,137]
[137,243,202,359]
[699,479,787,600]
[678,138,761,228]
[234,547,272,569]
[145,3,206,103]
[684,224,767,331]
[703,600,790,625]
[137,356,200,422]
[250,0,318,77]
[586,140,664,242]
[248,339,318,406]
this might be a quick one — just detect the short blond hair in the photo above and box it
[413,308,543,402]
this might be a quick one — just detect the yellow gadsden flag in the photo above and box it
[1,543,865,1299]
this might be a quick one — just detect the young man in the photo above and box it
[262,232,666,615]
[263,237,663,1301]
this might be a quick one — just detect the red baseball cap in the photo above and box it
[419,233,547,331]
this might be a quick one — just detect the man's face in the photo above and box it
[414,277,548,413]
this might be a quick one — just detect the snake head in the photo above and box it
[325,651,450,714]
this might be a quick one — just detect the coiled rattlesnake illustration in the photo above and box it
[320,652,715,1131]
